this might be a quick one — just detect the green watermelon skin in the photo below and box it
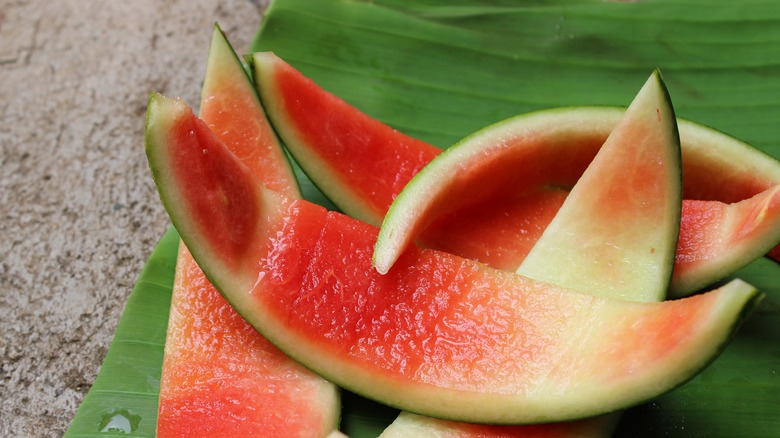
[249,52,780,296]
[145,93,762,425]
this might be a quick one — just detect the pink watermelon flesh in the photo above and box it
[674,186,780,292]
[156,26,338,437]
[157,247,339,437]
[250,52,780,295]
[145,93,761,425]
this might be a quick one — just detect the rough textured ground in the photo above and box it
[0,1,268,435]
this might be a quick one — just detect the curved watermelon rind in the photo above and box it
[370,106,610,274]
[246,51,368,219]
[372,102,780,296]
[155,25,343,437]
[145,92,275,296]
[671,186,780,296]
[247,52,354,213]
[218,231,761,425]
[248,51,440,225]
[196,236,763,425]
[374,70,682,276]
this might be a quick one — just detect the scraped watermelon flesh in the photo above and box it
[237,187,758,423]
[157,246,339,437]
[254,200,724,390]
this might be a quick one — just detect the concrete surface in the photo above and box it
[0,1,269,435]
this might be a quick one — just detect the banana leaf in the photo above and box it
[65,227,178,437]
[67,0,780,436]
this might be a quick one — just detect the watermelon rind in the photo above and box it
[200,26,300,199]
[517,70,681,301]
[155,25,340,437]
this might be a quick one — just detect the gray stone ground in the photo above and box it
[0,1,269,435]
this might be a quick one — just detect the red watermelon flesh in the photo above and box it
[675,186,780,292]
[157,246,339,437]
[419,188,568,272]
[250,52,780,295]
[156,26,339,437]
[145,93,761,425]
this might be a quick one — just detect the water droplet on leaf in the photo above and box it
[98,409,141,433]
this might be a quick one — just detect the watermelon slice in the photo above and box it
[155,26,339,437]
[248,52,440,225]
[516,70,680,302]
[145,92,762,425]
[197,36,299,201]
[249,52,780,296]
[673,188,780,294]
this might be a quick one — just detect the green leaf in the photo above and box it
[69,1,780,436]
[64,227,178,437]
